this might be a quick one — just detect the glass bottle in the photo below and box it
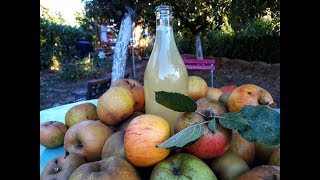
[144,5,188,135]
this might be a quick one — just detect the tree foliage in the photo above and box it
[40,17,92,69]
[229,0,280,31]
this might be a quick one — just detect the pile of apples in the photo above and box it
[40,76,280,180]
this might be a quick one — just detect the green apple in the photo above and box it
[151,153,217,180]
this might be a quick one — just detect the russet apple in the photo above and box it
[218,92,232,106]
[40,151,86,180]
[196,97,228,116]
[255,143,280,164]
[268,146,280,166]
[110,78,145,111]
[65,102,99,128]
[206,87,223,101]
[40,121,67,148]
[211,150,249,180]
[64,120,114,162]
[237,165,280,180]
[97,86,135,126]
[69,156,140,180]
[187,76,208,100]
[101,131,125,159]
[151,153,217,180]
[229,130,255,166]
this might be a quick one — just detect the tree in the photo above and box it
[82,0,152,82]
[141,0,230,59]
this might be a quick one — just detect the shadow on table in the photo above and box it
[40,146,65,173]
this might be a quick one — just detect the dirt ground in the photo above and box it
[40,55,280,111]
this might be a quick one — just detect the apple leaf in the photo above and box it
[218,105,280,146]
[219,112,249,131]
[239,105,280,146]
[156,123,204,148]
[239,127,257,142]
[155,91,197,112]
[208,119,217,133]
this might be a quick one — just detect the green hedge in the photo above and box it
[203,32,279,63]
[175,18,280,63]
[204,18,280,63]
[40,17,93,69]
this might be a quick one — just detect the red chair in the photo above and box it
[183,59,216,87]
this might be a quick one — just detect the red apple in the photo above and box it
[40,121,67,148]
[40,152,86,180]
[175,112,232,159]
[64,120,114,162]
[219,85,237,93]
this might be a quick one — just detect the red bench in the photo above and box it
[183,58,216,87]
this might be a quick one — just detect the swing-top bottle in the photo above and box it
[144,5,188,135]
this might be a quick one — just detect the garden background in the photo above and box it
[40,0,280,110]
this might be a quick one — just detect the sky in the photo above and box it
[40,0,85,26]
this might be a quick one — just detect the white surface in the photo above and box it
[40,99,98,173]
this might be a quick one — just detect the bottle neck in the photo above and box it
[155,5,172,28]
[156,14,172,28]
[153,5,178,56]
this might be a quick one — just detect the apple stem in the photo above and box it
[195,111,208,118]
[64,150,70,159]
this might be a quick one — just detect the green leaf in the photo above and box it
[156,123,205,148]
[220,112,249,131]
[208,119,217,133]
[239,128,257,142]
[155,91,197,112]
[240,105,280,146]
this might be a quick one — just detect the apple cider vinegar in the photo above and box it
[144,5,188,135]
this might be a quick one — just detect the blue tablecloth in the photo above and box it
[40,99,98,173]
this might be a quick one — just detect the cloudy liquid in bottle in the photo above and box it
[144,5,188,135]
